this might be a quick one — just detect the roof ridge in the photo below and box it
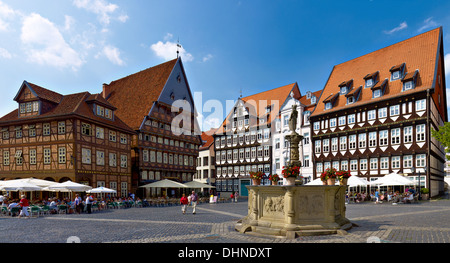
[241,82,296,100]
[334,27,441,68]
[108,58,177,85]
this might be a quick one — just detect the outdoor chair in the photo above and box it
[1,206,7,216]
[29,206,40,218]
[9,207,20,216]
[58,205,68,214]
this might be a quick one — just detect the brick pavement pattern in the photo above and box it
[1,198,450,243]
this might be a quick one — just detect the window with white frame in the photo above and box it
[43,123,51,136]
[340,136,347,151]
[315,140,321,153]
[391,128,400,144]
[44,148,51,164]
[109,131,116,142]
[349,135,356,149]
[120,154,128,168]
[416,124,426,142]
[109,153,117,167]
[341,160,348,171]
[358,133,366,148]
[81,123,91,136]
[330,118,336,127]
[325,102,332,110]
[378,108,387,118]
[365,78,373,88]
[331,137,338,152]
[82,148,91,164]
[404,126,413,143]
[392,70,401,80]
[415,99,426,111]
[96,127,104,139]
[370,158,378,170]
[403,155,413,168]
[316,163,323,173]
[403,81,413,91]
[416,154,426,167]
[29,149,36,165]
[96,151,105,166]
[391,156,400,169]
[380,157,389,169]
[379,130,388,146]
[348,114,355,124]
[338,116,346,126]
[368,110,376,120]
[304,155,310,167]
[3,150,9,165]
[373,89,382,98]
[332,161,339,170]
[369,132,377,147]
[350,160,358,171]
[360,159,367,170]
[323,139,329,152]
[58,122,65,134]
[390,105,400,116]
[313,122,320,130]
[143,150,149,162]
[58,147,66,164]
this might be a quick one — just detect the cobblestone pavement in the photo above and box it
[1,197,450,243]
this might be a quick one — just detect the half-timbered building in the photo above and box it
[214,83,301,196]
[0,81,135,196]
[102,58,202,196]
[309,27,447,197]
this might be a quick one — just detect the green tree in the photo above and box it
[431,122,450,160]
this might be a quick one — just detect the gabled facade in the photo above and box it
[309,27,447,197]
[213,83,301,196]
[195,129,216,191]
[102,58,202,197]
[0,81,135,196]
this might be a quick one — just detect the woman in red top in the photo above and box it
[180,194,189,214]
[18,195,30,218]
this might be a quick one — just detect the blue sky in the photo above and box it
[0,0,449,131]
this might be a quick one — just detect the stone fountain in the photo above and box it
[235,105,352,238]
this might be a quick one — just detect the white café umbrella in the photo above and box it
[347,176,370,187]
[0,180,43,191]
[140,179,188,197]
[369,172,417,186]
[183,181,215,189]
[305,178,324,185]
[43,180,92,192]
[16,178,59,188]
[87,186,117,194]
[140,179,188,189]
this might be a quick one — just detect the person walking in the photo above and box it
[18,195,30,218]
[190,191,198,215]
[180,194,189,214]
[234,191,239,203]
[86,194,93,214]
[375,189,380,204]
[74,194,82,214]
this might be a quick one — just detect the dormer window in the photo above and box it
[371,79,388,99]
[325,102,332,110]
[401,70,419,92]
[339,80,353,95]
[97,105,104,116]
[390,63,405,81]
[347,96,355,104]
[306,91,312,99]
[365,78,373,87]
[311,95,316,104]
[323,93,339,110]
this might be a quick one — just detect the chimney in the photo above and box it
[102,83,109,99]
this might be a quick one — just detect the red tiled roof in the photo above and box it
[215,83,300,135]
[311,27,441,117]
[15,81,64,104]
[0,85,135,134]
[200,129,216,150]
[103,59,178,130]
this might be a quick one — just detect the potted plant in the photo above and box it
[282,164,300,185]
[336,170,352,185]
[321,168,337,185]
[420,188,429,200]
[249,171,264,185]
[268,174,280,185]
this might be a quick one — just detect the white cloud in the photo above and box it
[100,45,124,66]
[73,0,126,26]
[64,15,75,31]
[0,47,11,59]
[418,17,438,33]
[384,22,408,35]
[0,1,17,31]
[202,54,213,62]
[151,40,194,62]
[21,13,84,70]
